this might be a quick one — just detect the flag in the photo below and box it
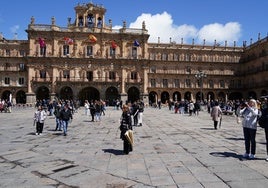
[89,34,97,42]
[111,40,117,49]
[134,40,140,47]
[63,37,74,45]
[38,38,46,48]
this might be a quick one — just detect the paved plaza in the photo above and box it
[0,106,268,188]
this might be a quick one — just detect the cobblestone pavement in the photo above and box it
[0,106,268,188]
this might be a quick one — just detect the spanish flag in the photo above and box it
[63,37,74,45]
[111,40,117,49]
[89,34,97,43]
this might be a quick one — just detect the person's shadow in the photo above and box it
[210,151,264,161]
[102,149,124,155]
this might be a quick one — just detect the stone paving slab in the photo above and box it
[0,106,268,188]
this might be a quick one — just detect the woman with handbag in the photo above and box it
[120,104,133,154]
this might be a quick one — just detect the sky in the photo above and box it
[0,0,267,47]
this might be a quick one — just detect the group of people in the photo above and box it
[0,99,12,113]
[84,99,106,122]
[33,100,73,136]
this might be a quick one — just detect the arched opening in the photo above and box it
[218,92,225,102]
[229,92,243,100]
[36,86,50,100]
[105,86,119,106]
[60,86,73,100]
[16,90,26,104]
[1,90,11,102]
[173,91,181,102]
[78,87,100,103]
[161,91,169,104]
[127,86,140,103]
[184,91,191,101]
[248,91,257,99]
[149,91,157,106]
[207,92,215,101]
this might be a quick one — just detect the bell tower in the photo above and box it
[73,2,106,29]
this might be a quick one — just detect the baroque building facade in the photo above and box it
[0,2,267,106]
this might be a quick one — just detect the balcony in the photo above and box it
[32,77,52,82]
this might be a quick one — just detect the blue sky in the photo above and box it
[0,0,267,46]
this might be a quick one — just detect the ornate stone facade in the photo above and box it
[0,2,267,105]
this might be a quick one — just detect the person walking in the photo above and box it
[120,104,133,154]
[53,105,62,131]
[137,100,144,126]
[238,99,259,159]
[60,104,73,136]
[33,105,47,135]
[210,101,222,130]
[89,100,96,122]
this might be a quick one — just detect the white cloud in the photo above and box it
[10,25,20,34]
[117,12,242,45]
[197,22,241,45]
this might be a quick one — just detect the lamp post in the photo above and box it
[195,71,207,102]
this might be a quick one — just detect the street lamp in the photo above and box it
[195,71,207,102]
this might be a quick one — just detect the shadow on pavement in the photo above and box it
[210,151,264,161]
[103,149,124,155]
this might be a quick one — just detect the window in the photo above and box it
[5,63,10,70]
[150,66,156,73]
[174,79,180,88]
[186,79,191,87]
[219,80,225,88]
[87,14,94,28]
[131,72,137,80]
[19,50,25,56]
[97,17,102,28]
[19,77,24,85]
[63,70,70,79]
[209,80,214,88]
[19,63,25,71]
[162,53,167,61]
[132,47,137,59]
[40,70,46,78]
[110,47,115,56]
[151,79,156,87]
[78,16,83,27]
[4,77,10,85]
[63,45,69,56]
[109,71,116,80]
[6,49,10,56]
[87,46,93,56]
[163,79,168,88]
[86,71,93,81]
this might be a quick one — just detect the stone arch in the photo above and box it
[105,86,119,105]
[149,91,158,106]
[16,90,26,104]
[161,91,169,104]
[36,86,50,100]
[173,91,181,101]
[60,86,74,100]
[78,87,100,103]
[127,86,140,103]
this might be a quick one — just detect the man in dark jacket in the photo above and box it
[60,104,73,136]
